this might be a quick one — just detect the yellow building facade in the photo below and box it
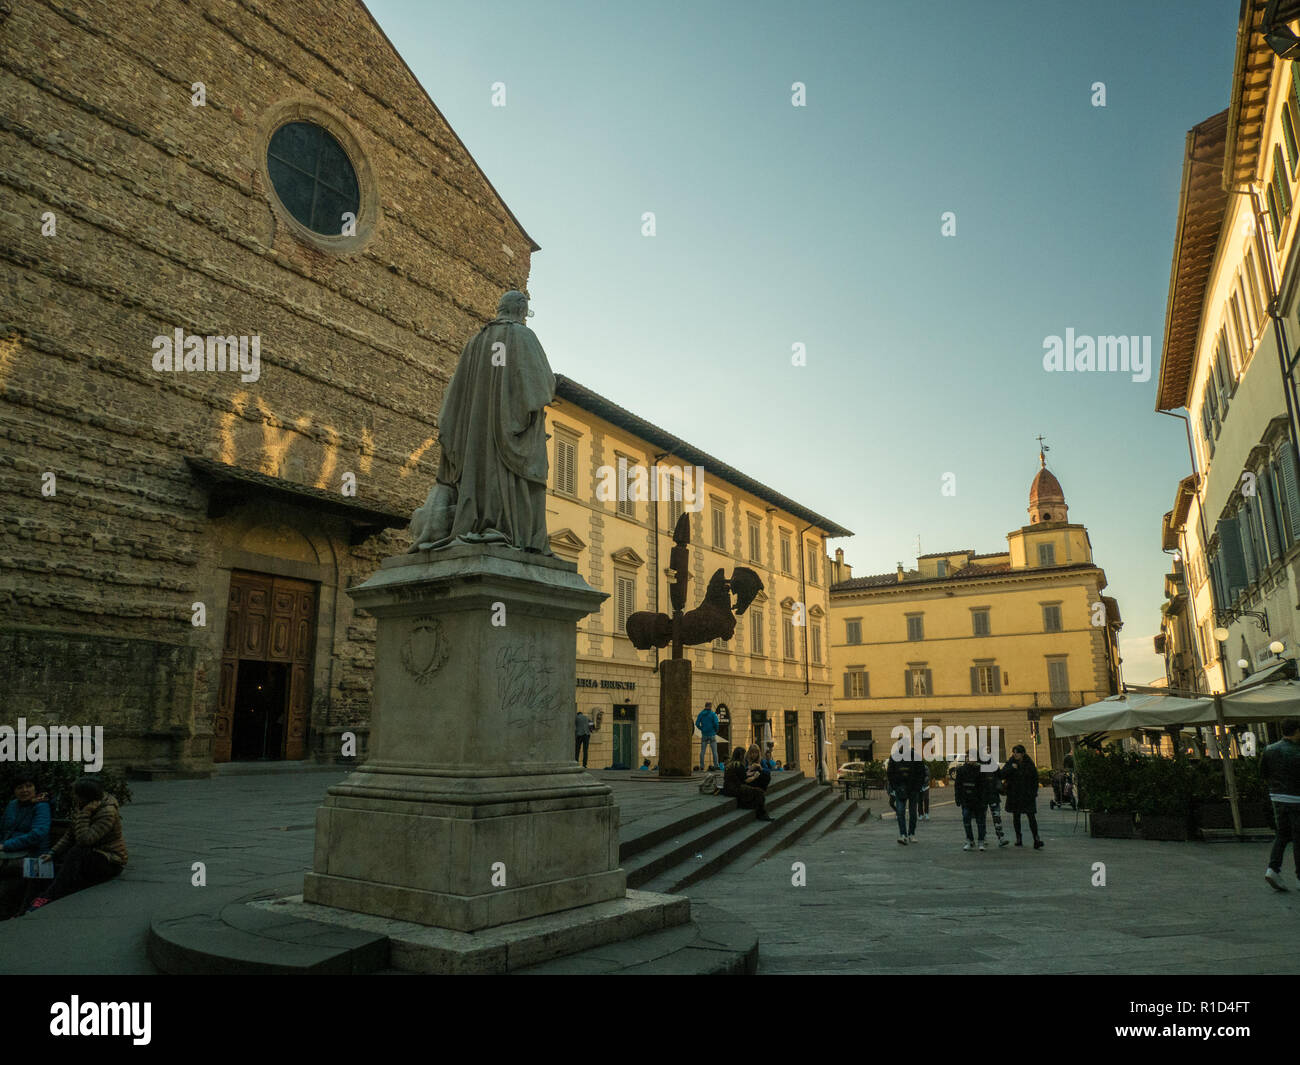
[546,375,851,778]
[829,459,1123,771]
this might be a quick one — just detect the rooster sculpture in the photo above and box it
[625,514,763,656]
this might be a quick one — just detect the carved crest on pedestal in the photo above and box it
[400,616,450,683]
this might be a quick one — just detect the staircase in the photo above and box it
[619,773,864,894]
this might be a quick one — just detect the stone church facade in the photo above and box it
[0,0,535,772]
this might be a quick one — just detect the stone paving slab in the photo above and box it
[683,797,1298,974]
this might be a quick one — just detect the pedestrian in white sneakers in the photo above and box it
[1262,717,1300,891]
[954,752,987,851]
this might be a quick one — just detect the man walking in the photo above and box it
[1262,717,1300,891]
[695,701,720,771]
[1004,744,1043,848]
[574,708,593,768]
[955,752,988,851]
[887,750,923,844]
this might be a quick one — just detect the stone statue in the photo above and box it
[409,291,555,554]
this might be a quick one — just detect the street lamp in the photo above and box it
[1270,640,1286,655]
[1236,658,1250,670]
[1213,626,1230,642]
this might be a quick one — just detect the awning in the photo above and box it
[185,455,409,545]
[1049,692,1214,738]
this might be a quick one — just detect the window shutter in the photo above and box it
[1262,466,1285,558]
[1268,184,1283,242]
[862,672,869,698]
[924,669,933,695]
[904,670,913,696]
[843,673,851,699]
[1218,517,1247,600]
[1278,447,1300,545]
[970,667,979,694]
[993,667,1002,694]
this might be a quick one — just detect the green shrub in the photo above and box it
[0,761,133,821]
[1037,766,1054,787]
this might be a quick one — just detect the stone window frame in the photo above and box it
[710,496,728,551]
[256,99,379,255]
[845,617,863,645]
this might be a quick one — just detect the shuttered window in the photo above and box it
[555,435,577,496]
[750,610,764,655]
[615,455,636,518]
[1047,660,1070,705]
[811,623,822,664]
[906,615,924,641]
[972,610,990,636]
[615,575,635,634]
[1262,463,1287,557]
[1229,295,1249,370]
[905,667,931,696]
[782,614,796,659]
[748,520,762,563]
[807,543,820,584]
[1239,503,1257,584]
[970,664,1000,695]
[1244,249,1266,328]
[1042,604,1062,632]
[1217,516,1248,602]
[712,502,726,549]
[1277,446,1300,545]
[1284,101,1300,176]
[1037,543,1056,566]
[780,534,792,574]
[666,475,683,530]
[843,670,868,699]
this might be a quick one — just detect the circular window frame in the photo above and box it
[256,100,379,254]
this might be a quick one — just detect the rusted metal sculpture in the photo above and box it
[626,514,763,656]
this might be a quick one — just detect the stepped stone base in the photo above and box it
[255,889,690,974]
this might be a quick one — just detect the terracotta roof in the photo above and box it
[918,548,972,559]
[1157,110,1230,411]
[1029,467,1065,507]
[831,561,1099,594]
[552,375,853,538]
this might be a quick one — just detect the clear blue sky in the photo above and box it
[367,0,1236,683]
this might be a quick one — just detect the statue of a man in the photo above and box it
[409,291,555,554]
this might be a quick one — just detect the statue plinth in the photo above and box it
[303,545,625,932]
[657,659,693,777]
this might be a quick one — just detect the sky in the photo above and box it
[366,0,1237,684]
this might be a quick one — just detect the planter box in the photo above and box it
[1089,812,1136,838]
[1137,814,1191,841]
[1195,802,1276,831]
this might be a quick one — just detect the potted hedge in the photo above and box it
[1134,754,1192,841]
[1190,757,1276,832]
[1075,746,1137,838]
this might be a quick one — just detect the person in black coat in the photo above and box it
[1003,744,1043,848]
[886,753,923,844]
[723,746,773,821]
[954,752,988,849]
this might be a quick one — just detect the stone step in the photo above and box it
[512,902,758,975]
[751,793,845,863]
[624,778,825,888]
[1198,827,1275,842]
[816,798,860,840]
[619,771,808,863]
[637,784,840,895]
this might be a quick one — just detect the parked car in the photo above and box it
[837,761,866,781]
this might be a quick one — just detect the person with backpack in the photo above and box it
[695,702,720,771]
[954,752,988,851]
[887,752,923,844]
[1003,744,1043,848]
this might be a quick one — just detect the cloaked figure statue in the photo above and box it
[409,291,555,554]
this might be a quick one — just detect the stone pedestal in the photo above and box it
[658,658,693,777]
[303,544,626,932]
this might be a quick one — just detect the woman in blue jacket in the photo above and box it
[1,774,52,918]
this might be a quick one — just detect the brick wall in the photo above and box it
[0,0,534,768]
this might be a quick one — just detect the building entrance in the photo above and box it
[611,705,637,769]
[215,571,317,762]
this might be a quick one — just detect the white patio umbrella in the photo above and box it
[1049,692,1214,738]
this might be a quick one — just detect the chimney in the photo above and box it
[896,562,905,582]
[834,547,844,583]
